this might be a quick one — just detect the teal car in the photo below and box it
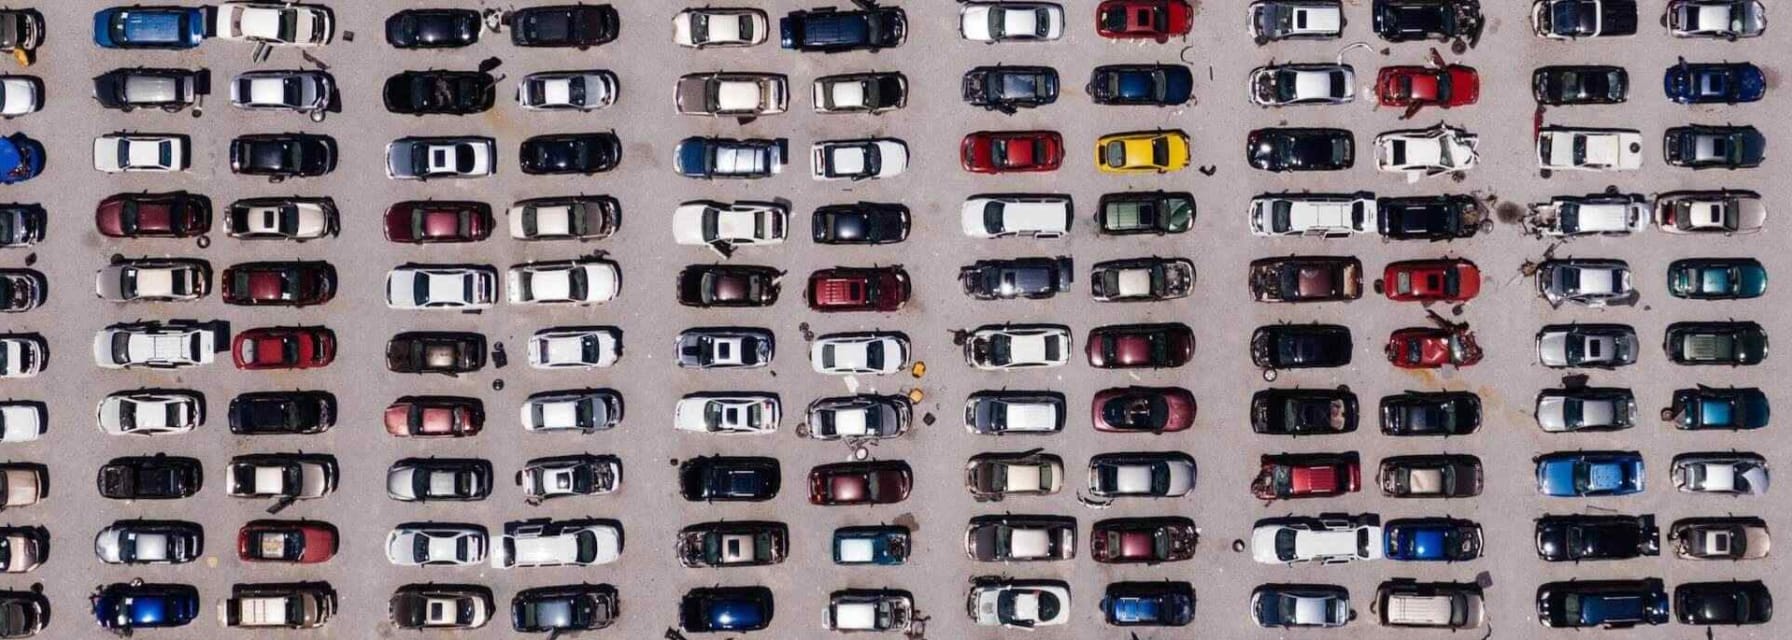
[1667,258,1766,300]
[1672,387,1769,430]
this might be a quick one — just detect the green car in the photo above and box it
[1667,258,1766,300]
[1096,191,1194,235]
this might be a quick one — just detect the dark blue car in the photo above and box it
[681,586,773,632]
[1102,582,1195,627]
[93,6,207,49]
[1664,60,1764,104]
[1384,518,1483,561]
[1088,64,1194,106]
[1538,579,1669,628]
[0,134,42,185]
[1536,451,1644,497]
[92,582,200,630]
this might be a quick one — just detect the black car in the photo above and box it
[681,586,774,633]
[513,584,619,632]
[1087,64,1195,106]
[1537,579,1670,628]
[1533,65,1627,105]
[1663,125,1765,169]
[677,265,782,308]
[92,67,207,112]
[519,133,620,175]
[386,9,481,49]
[390,584,492,630]
[1103,581,1196,627]
[1251,388,1359,435]
[98,455,202,500]
[1663,321,1768,365]
[812,203,909,244]
[1534,514,1659,562]
[963,65,1058,112]
[228,391,336,435]
[0,203,43,247]
[99,520,204,564]
[386,332,487,375]
[382,70,496,116]
[230,134,337,179]
[679,455,780,502]
[1675,581,1771,625]
[389,458,492,502]
[780,6,907,53]
[1377,195,1482,240]
[1380,391,1480,436]
[960,257,1073,300]
[1251,324,1353,369]
[1247,128,1354,172]
[1372,0,1483,43]
[509,4,619,49]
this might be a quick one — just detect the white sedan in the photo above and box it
[1249,63,1356,106]
[0,75,40,117]
[671,200,787,248]
[92,323,215,369]
[672,7,769,48]
[1375,124,1479,178]
[507,260,619,305]
[963,325,1072,370]
[386,137,495,180]
[225,197,337,240]
[97,391,202,436]
[0,400,43,442]
[516,71,618,111]
[0,336,44,378]
[385,525,487,567]
[811,333,909,375]
[385,265,496,310]
[95,260,209,302]
[214,2,334,46]
[520,390,620,433]
[961,2,1065,42]
[1537,127,1644,171]
[812,138,908,180]
[493,520,621,568]
[528,327,621,369]
[93,133,187,173]
[674,393,779,435]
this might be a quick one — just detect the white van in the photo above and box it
[1378,581,1484,629]
[961,195,1073,238]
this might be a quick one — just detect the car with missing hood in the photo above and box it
[517,455,619,501]
[1091,516,1196,563]
[1252,453,1360,499]
[1249,256,1362,302]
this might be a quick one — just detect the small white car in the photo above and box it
[672,7,769,48]
[813,72,907,114]
[507,260,620,305]
[493,520,621,568]
[214,2,334,46]
[1531,194,1646,236]
[0,75,41,117]
[1667,0,1766,39]
[675,72,788,117]
[812,138,908,180]
[0,335,44,378]
[671,200,787,247]
[516,70,618,111]
[385,265,497,310]
[1375,124,1479,178]
[1249,63,1355,106]
[811,333,909,375]
[521,390,621,433]
[961,2,1065,42]
[674,393,780,435]
[94,524,197,564]
[95,260,209,302]
[1537,127,1644,171]
[93,133,187,173]
[805,396,910,440]
[230,70,332,114]
[97,391,202,436]
[963,325,1071,370]
[528,327,621,369]
[508,197,619,241]
[967,579,1071,628]
[0,400,43,442]
[960,195,1073,238]
[385,525,487,567]
[1249,192,1377,237]
[226,197,337,240]
[92,323,215,369]
[1251,516,1384,564]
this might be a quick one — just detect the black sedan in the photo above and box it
[679,455,779,502]
[1087,64,1194,106]
[1247,128,1353,171]
[228,391,335,435]
[963,65,1058,112]
[677,265,781,308]
[386,332,487,375]
[513,584,619,632]
[1251,388,1359,435]
[1663,124,1765,169]
[92,67,206,112]
[98,455,202,500]
[1380,391,1480,436]
[509,4,619,48]
[1676,581,1772,625]
[382,70,495,115]
[1534,514,1659,562]
[1532,65,1628,105]
[1377,195,1482,240]
[230,133,336,179]
[813,203,909,244]
[1372,0,1483,43]
[959,257,1072,300]
[386,9,481,49]
[519,133,619,175]
[1251,324,1352,369]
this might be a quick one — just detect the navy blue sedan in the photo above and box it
[681,586,773,632]
[1664,59,1764,104]
[92,582,200,630]
[1102,581,1195,627]
[93,6,206,49]
[1088,64,1194,106]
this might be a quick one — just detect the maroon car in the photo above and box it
[1252,452,1361,500]
[1086,323,1194,368]
[383,200,493,243]
[805,267,910,313]
[809,460,912,505]
[95,191,211,238]
[1092,387,1195,433]
[1091,517,1197,564]
[384,396,484,437]
[221,261,336,307]
[232,326,336,371]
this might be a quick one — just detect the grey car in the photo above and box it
[806,395,911,440]
[1536,323,1638,368]
[675,327,773,369]
[960,257,1073,300]
[1535,387,1636,432]
[1536,259,1634,306]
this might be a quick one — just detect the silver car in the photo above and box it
[230,69,333,116]
[1536,259,1634,306]
[1535,387,1636,432]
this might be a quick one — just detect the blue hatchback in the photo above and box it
[1664,60,1764,104]
[1536,451,1645,497]
[93,6,207,49]
[1102,582,1196,627]
[1384,518,1483,561]
[92,582,200,630]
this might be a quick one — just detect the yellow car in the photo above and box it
[1095,130,1190,174]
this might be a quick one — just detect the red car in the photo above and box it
[1095,0,1192,42]
[1382,259,1481,302]
[808,460,912,505]
[1251,453,1360,500]
[960,130,1064,174]
[1375,64,1480,110]
[1090,517,1197,564]
[805,267,910,312]
[1385,326,1482,369]
[1086,323,1194,369]
[238,520,338,563]
[384,396,484,437]
[1092,387,1195,433]
[220,261,336,307]
[95,191,211,238]
[232,326,336,370]
[383,200,493,243]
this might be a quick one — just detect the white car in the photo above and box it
[385,525,487,567]
[0,335,44,378]
[93,133,187,173]
[674,393,779,434]
[968,579,1071,628]
[521,390,621,433]
[671,200,787,247]
[1375,124,1479,177]
[674,72,788,117]
[963,325,1071,370]
[1536,325,1639,368]
[0,401,43,442]
[805,396,910,440]
[961,2,1065,42]
[1249,63,1355,106]
[812,138,908,180]
[97,391,202,436]
[385,265,497,310]
[226,197,337,240]
[1249,192,1377,237]
[95,260,209,302]
[811,333,909,375]
[1537,259,1634,306]
[1667,0,1765,39]
[960,195,1073,238]
[528,327,621,369]
[94,524,197,564]
[93,323,216,369]
[214,2,334,46]
[507,260,619,305]
[1248,0,1345,41]
[493,520,621,568]
[508,196,619,241]
[1531,194,1646,236]
[1537,127,1644,171]
[813,72,907,114]
[672,7,769,48]
[1251,516,1384,564]
[229,70,332,113]
[0,75,40,117]
[966,393,1065,435]
[386,137,495,180]
[1673,454,1770,495]
[516,71,618,111]
[1655,190,1767,234]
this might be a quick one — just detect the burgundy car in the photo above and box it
[232,326,335,370]
[1251,453,1361,500]
[960,130,1064,174]
[383,200,493,243]
[806,267,910,313]
[1090,517,1197,564]
[95,191,211,238]
[237,520,338,564]
[384,396,484,437]
[1086,323,1194,368]
[809,460,913,505]
[1092,387,1195,433]
[221,261,336,307]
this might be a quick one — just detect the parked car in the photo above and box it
[1536,127,1643,170]
[1381,391,1479,436]
[226,196,336,240]
[508,259,619,305]
[508,196,619,241]
[93,5,207,49]
[1101,581,1194,627]
[519,133,618,175]
[385,524,486,566]
[965,451,1062,501]
[230,391,335,435]
[219,582,335,629]
[517,455,619,501]
[384,201,492,244]
[965,391,1066,435]
[1087,64,1193,105]
[92,582,199,631]
[1663,321,1768,365]
[1251,387,1358,435]
[1536,387,1636,432]
[226,453,337,501]
[382,70,495,115]
[0,334,41,378]
[679,456,779,502]
[1250,514,1383,564]
[508,4,618,48]
[806,396,910,440]
[1252,324,1351,369]
[230,70,333,115]
[1380,454,1481,498]
[1535,514,1659,561]
[1248,127,1354,171]
[1383,259,1480,301]
[385,331,486,375]
[1672,452,1769,495]
[1249,257,1362,303]
[1384,517,1482,561]
[1249,63,1356,107]
[1534,65,1628,104]
[1531,0,1639,38]
[1532,193,1645,236]
[232,326,335,371]
[813,138,908,180]
[1378,194,1483,240]
[674,7,769,48]
[387,458,491,503]
[809,460,912,505]
[516,70,617,111]
[97,390,202,437]
[238,520,337,564]
[385,8,480,49]
[384,265,497,310]
[1378,581,1484,629]
[1535,451,1645,497]
[1537,579,1669,628]
[1377,64,1479,111]
[98,454,202,500]
[805,267,908,312]
[93,67,205,113]
[833,526,909,565]
[1667,0,1765,38]
[1252,583,1350,628]
[386,136,495,180]
[1093,387,1195,433]
[1665,60,1763,104]
[960,257,1073,300]
[491,519,621,568]
[1374,123,1479,177]
[527,327,621,369]
[780,5,907,52]
[959,2,1064,42]
[1252,453,1360,499]
[964,65,1056,112]
[389,584,490,630]
[811,333,907,375]
[964,514,1075,562]
[1536,323,1639,368]
[93,132,188,173]
[1249,0,1345,42]
[1372,0,1484,42]
[0,400,42,443]
[1669,516,1771,560]
[961,130,1063,173]
[1091,257,1194,302]
[961,194,1072,238]
[675,327,773,370]
[1099,191,1194,234]
[674,136,786,179]
[671,200,787,248]
[222,261,336,307]
[1537,259,1634,306]
[94,520,202,565]
[674,393,779,435]
[0,203,44,247]
[675,72,787,117]
[520,389,621,433]
[232,133,336,179]
[967,578,1069,628]
[513,584,618,632]
[1090,516,1197,563]
[95,259,210,303]
[1663,124,1765,169]
[826,589,913,632]
[1087,452,1195,498]
[678,264,781,308]
[1250,192,1374,237]
[1097,0,1192,40]
[1654,189,1766,234]
[1095,130,1190,173]
[1088,324,1193,369]
[1676,581,1772,625]
[92,322,216,370]
[213,2,333,46]
[681,586,772,633]
[1671,386,1768,430]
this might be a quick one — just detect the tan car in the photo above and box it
[0,464,43,510]
[1671,517,1772,560]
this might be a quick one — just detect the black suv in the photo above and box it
[1247,128,1354,172]
[679,456,780,502]
[229,390,336,435]
[1372,0,1483,43]
[509,4,618,49]
[519,133,620,175]
[382,70,495,116]
[513,584,619,632]
[960,257,1073,301]
[386,8,481,49]
[1377,195,1483,240]
[812,203,909,244]
[230,133,337,180]
[98,455,202,500]
[780,5,906,52]
[1252,324,1353,369]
